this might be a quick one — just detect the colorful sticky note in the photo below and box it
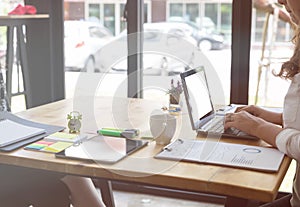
[25,144,45,150]
[36,140,54,146]
[25,140,55,150]
[42,142,73,153]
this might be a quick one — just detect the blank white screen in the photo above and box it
[184,70,213,127]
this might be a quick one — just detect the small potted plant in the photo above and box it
[167,79,183,105]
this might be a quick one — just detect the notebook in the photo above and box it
[0,119,46,147]
[180,67,257,140]
[155,139,284,172]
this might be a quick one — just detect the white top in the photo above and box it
[276,73,300,207]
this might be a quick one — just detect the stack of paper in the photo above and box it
[0,119,46,147]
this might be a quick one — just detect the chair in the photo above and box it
[4,22,32,109]
[255,6,277,105]
[254,5,289,105]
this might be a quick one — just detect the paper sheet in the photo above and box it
[155,139,285,172]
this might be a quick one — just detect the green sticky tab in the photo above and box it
[42,142,73,153]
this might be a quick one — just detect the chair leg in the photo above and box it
[255,12,271,105]
[93,178,116,207]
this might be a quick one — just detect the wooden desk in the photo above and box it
[1,97,291,206]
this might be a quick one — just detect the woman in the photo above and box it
[224,1,300,206]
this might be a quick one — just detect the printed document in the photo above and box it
[155,139,285,172]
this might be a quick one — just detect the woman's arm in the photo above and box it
[276,128,300,162]
[236,105,283,125]
[224,110,283,147]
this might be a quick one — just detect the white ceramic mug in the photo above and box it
[150,113,176,145]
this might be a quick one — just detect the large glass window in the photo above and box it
[7,1,292,111]
[170,3,183,17]
[89,4,100,20]
[68,2,85,20]
[104,4,115,35]
[220,3,232,42]
[254,10,266,42]
[120,3,126,32]
[205,3,218,29]
[186,3,199,22]
[62,0,295,108]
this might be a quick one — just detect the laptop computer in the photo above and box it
[180,67,258,140]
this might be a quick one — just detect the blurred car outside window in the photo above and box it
[97,22,198,76]
[167,18,225,51]
[64,20,114,73]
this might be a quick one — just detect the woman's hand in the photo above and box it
[224,110,283,146]
[235,105,262,117]
[235,105,282,125]
[224,111,265,137]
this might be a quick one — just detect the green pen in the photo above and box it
[101,127,123,132]
[97,129,122,137]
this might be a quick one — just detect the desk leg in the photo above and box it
[225,196,260,207]
[94,179,115,207]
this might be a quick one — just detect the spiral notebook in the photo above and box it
[0,119,46,147]
[155,139,285,172]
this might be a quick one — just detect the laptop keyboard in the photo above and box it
[206,116,239,135]
[208,117,224,133]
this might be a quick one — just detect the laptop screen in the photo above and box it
[180,67,215,130]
